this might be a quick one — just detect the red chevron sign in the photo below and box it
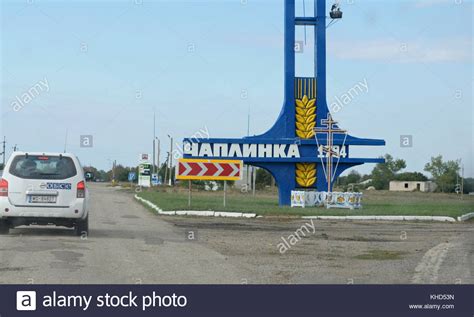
[177,159,242,181]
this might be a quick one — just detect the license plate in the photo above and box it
[29,195,57,204]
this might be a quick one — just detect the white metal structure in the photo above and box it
[0,152,89,235]
[291,190,362,209]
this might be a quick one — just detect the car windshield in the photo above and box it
[9,155,77,180]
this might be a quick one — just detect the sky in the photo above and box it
[1,0,473,177]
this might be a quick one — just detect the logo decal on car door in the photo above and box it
[46,183,72,190]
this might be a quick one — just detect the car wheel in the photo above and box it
[74,216,89,236]
[0,220,10,235]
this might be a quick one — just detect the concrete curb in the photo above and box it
[134,195,257,218]
[301,215,457,222]
[135,195,469,222]
[457,212,474,222]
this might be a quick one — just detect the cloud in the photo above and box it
[328,38,471,63]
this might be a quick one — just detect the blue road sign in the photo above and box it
[128,172,136,182]
[151,173,159,186]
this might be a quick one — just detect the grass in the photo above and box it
[353,250,407,260]
[135,188,474,218]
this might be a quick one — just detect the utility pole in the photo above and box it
[461,160,464,200]
[247,106,250,136]
[152,111,156,174]
[157,139,161,169]
[1,136,6,167]
[157,138,161,183]
[456,171,459,193]
[252,166,256,196]
[152,139,156,174]
[64,129,68,153]
[247,107,251,192]
[168,151,172,186]
[164,152,169,186]
[168,135,173,186]
[112,160,116,184]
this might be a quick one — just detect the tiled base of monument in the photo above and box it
[291,191,362,209]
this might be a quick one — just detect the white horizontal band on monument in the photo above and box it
[183,143,301,159]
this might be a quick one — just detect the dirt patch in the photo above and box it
[162,217,471,283]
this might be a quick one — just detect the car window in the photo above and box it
[9,155,77,180]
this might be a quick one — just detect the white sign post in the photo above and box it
[138,154,151,188]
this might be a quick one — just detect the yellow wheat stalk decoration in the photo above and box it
[295,95,316,139]
[296,163,316,187]
[295,95,317,187]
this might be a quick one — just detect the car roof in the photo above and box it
[10,152,77,158]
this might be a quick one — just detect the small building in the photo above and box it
[389,181,437,192]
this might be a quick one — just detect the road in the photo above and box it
[0,183,472,284]
[0,183,246,283]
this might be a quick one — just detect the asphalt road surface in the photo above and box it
[0,183,472,284]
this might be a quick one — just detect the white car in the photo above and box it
[0,152,89,235]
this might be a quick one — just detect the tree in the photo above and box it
[255,168,273,189]
[424,155,460,192]
[337,170,362,187]
[463,178,474,194]
[216,180,235,188]
[394,172,428,181]
[158,163,167,183]
[370,154,406,190]
[106,165,136,182]
[97,170,109,181]
[83,166,109,181]
[346,170,361,184]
